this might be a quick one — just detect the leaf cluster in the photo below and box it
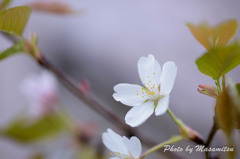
[188,20,239,80]
[188,19,240,159]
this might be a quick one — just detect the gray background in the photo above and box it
[0,0,240,158]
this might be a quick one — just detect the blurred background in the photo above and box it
[0,0,240,158]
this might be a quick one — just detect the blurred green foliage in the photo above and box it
[2,113,67,143]
[0,41,24,60]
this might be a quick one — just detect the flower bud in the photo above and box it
[197,84,218,98]
[23,33,43,62]
[79,79,91,96]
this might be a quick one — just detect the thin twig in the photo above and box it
[205,120,218,159]
[1,32,19,43]
[40,57,126,127]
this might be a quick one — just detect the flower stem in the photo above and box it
[167,109,185,131]
[167,109,206,145]
[140,135,184,159]
[215,79,221,94]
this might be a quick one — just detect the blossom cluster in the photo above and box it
[19,54,177,159]
[102,54,177,159]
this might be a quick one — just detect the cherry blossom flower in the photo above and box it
[113,54,177,127]
[20,70,58,118]
[102,129,142,159]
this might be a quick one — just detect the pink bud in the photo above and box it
[79,79,91,96]
[197,84,218,98]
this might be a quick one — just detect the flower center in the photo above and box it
[110,152,131,159]
[142,87,154,95]
[143,76,156,91]
[136,73,161,99]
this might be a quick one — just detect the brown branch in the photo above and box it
[1,32,19,43]
[40,57,126,126]
[205,120,218,159]
[1,31,156,146]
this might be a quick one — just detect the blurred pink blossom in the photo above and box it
[20,70,58,118]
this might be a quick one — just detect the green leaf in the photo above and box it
[0,6,31,36]
[215,79,240,131]
[187,19,238,50]
[2,113,67,143]
[0,41,24,60]
[0,0,12,10]
[215,87,234,135]
[196,41,240,80]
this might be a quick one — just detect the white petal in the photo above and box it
[102,129,128,156]
[138,55,161,91]
[113,83,148,106]
[160,61,177,95]
[155,95,169,116]
[123,136,142,158]
[125,101,155,127]
[110,157,119,159]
